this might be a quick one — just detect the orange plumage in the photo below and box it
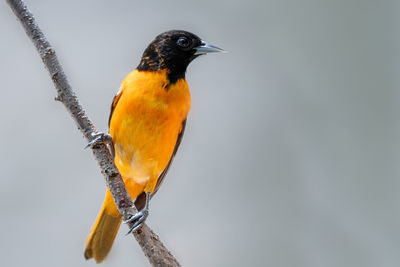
[111,69,190,191]
[84,69,190,263]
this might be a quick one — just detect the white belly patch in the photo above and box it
[133,176,150,185]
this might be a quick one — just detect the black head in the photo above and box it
[137,30,223,83]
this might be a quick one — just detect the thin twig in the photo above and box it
[6,0,180,266]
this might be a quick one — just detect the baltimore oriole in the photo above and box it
[84,30,223,263]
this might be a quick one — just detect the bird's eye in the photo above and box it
[177,37,191,49]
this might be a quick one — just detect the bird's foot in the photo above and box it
[84,132,112,149]
[123,209,149,235]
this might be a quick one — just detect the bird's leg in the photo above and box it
[85,132,113,149]
[124,192,150,234]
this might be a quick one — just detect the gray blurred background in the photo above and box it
[1,0,399,266]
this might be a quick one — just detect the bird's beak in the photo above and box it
[194,41,225,55]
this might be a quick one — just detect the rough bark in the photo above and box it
[6,0,180,266]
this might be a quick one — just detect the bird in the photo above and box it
[84,30,223,263]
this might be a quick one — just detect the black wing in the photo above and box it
[108,89,123,128]
[134,119,187,210]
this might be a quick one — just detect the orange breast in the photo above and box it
[109,69,191,185]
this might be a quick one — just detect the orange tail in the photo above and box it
[84,180,144,263]
[84,189,121,263]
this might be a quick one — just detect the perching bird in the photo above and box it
[84,30,223,263]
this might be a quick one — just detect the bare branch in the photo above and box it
[6,0,180,266]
